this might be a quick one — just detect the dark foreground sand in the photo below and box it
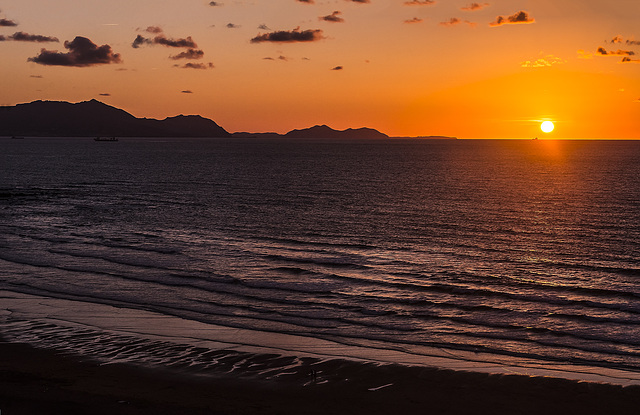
[2,341,640,415]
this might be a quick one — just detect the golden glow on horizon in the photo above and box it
[541,121,555,133]
[1,0,639,138]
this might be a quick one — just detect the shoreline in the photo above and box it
[3,340,640,415]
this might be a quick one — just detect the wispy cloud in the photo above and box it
[250,28,324,43]
[490,11,534,27]
[521,55,566,68]
[621,57,640,63]
[461,2,489,11]
[181,90,193,93]
[7,32,59,42]
[296,0,314,3]
[226,23,240,29]
[440,18,475,27]
[346,0,370,3]
[596,47,635,56]
[132,27,197,49]
[177,62,214,69]
[320,11,344,23]
[331,66,343,70]
[208,1,223,6]
[28,36,122,67]
[404,17,423,24]
[577,49,593,59]
[169,48,204,60]
[404,0,435,5]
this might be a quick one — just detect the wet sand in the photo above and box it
[2,340,640,415]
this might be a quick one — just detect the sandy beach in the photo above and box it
[3,339,640,415]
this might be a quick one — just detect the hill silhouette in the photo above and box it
[0,100,230,138]
[0,100,389,139]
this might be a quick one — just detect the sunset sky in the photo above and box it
[1,0,639,138]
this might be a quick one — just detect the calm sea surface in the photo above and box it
[2,138,640,377]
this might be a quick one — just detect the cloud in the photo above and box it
[490,11,534,27]
[404,0,435,5]
[0,18,18,27]
[0,35,5,41]
[621,57,640,63]
[404,17,423,24]
[170,48,204,60]
[8,31,59,42]
[440,17,475,27]
[250,28,324,43]
[181,90,193,93]
[132,27,198,49]
[209,1,222,5]
[28,36,122,67]
[596,47,635,56]
[461,2,489,11]
[177,62,214,69]
[99,93,111,96]
[320,11,344,23]
[296,0,315,3]
[577,49,593,59]
[227,23,240,28]
[258,24,271,30]
[521,55,566,68]
[331,65,343,70]
[347,0,370,3]
[30,75,43,78]
[626,39,640,46]
[610,35,623,44]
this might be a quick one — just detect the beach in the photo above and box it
[3,338,640,415]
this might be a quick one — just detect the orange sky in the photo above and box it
[1,0,639,138]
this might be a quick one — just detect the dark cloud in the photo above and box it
[404,0,435,5]
[440,17,475,27]
[0,18,17,27]
[404,17,423,24]
[610,35,623,44]
[209,1,222,5]
[320,11,344,23]
[331,65,343,70]
[296,0,315,3]
[490,11,534,27]
[251,28,324,43]
[170,48,204,60]
[347,0,370,3]
[99,93,111,96]
[461,2,489,11]
[596,47,635,56]
[144,26,163,34]
[178,62,214,69]
[226,23,240,29]
[30,75,43,78]
[9,31,59,42]
[0,35,6,41]
[28,36,122,67]
[627,39,640,46]
[181,90,193,93]
[258,24,271,30]
[155,35,197,48]
[621,57,640,63]
[132,27,197,49]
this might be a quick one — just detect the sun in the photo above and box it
[541,121,555,133]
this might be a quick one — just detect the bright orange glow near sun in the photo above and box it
[541,121,555,134]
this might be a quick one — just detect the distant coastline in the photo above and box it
[0,99,451,140]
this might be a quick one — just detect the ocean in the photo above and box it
[2,137,640,384]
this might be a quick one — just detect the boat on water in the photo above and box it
[94,137,119,142]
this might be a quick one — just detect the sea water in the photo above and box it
[2,137,640,383]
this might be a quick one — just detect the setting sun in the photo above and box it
[541,121,555,134]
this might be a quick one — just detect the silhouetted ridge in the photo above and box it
[0,100,230,137]
[284,124,388,139]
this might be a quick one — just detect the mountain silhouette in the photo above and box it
[0,100,231,137]
[1,100,389,139]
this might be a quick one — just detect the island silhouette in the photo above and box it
[0,99,398,139]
